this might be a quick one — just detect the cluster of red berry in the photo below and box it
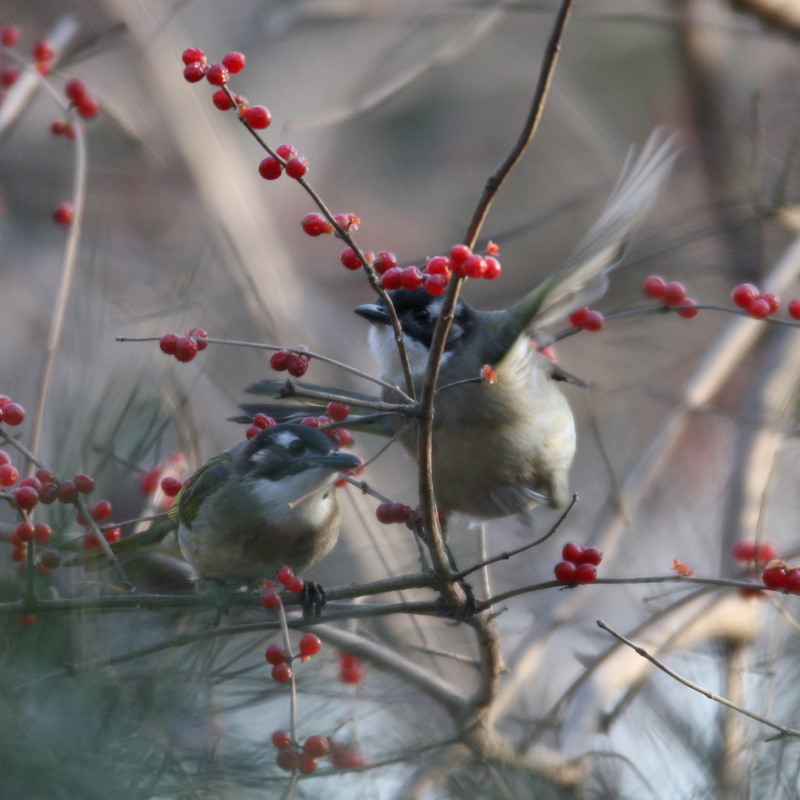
[260,566,307,613]
[138,452,187,497]
[761,561,800,592]
[568,307,605,331]
[270,349,310,378]
[159,328,209,363]
[181,47,310,181]
[0,26,54,81]
[0,394,25,426]
[553,542,603,585]
[301,211,361,237]
[731,283,787,320]
[265,630,321,682]
[641,276,698,318]
[272,730,365,774]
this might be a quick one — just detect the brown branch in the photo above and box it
[597,619,800,738]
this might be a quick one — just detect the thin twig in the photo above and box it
[597,619,800,738]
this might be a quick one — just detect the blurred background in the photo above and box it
[3,0,800,798]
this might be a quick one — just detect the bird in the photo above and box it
[173,423,361,586]
[352,130,677,521]
[78,423,361,615]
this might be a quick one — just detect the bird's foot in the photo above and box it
[300,581,326,620]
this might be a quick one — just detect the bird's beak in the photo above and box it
[304,451,363,473]
[354,303,390,325]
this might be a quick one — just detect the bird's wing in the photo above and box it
[533,127,679,329]
[174,450,237,529]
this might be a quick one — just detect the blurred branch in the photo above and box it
[729,0,800,37]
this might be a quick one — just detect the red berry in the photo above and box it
[252,413,275,429]
[286,354,309,378]
[17,614,37,626]
[246,105,271,129]
[462,254,486,279]
[286,575,305,593]
[562,542,583,563]
[381,267,403,290]
[272,662,292,683]
[339,652,363,684]
[2,402,25,426]
[55,480,78,503]
[39,549,61,569]
[0,448,9,463]
[761,292,780,313]
[160,476,182,497]
[19,477,41,493]
[212,89,233,111]
[222,51,246,73]
[36,563,53,577]
[139,465,163,495]
[785,569,800,594]
[272,730,292,749]
[174,336,199,362]
[789,298,800,320]
[748,298,771,319]
[0,463,19,486]
[35,468,56,484]
[425,255,450,276]
[257,156,282,180]
[731,540,756,562]
[160,333,178,354]
[206,63,229,86]
[260,587,280,609]
[732,283,759,309]
[326,402,350,423]
[276,566,294,585]
[187,327,209,350]
[90,499,112,520]
[181,47,206,66]
[301,212,333,237]
[183,62,207,82]
[64,77,87,103]
[276,144,298,160]
[762,565,787,589]
[245,426,260,440]
[75,94,99,119]
[33,39,54,62]
[333,213,360,233]
[0,64,19,88]
[575,563,597,584]
[276,747,300,771]
[756,542,778,563]
[285,156,307,179]
[642,275,666,298]
[103,527,121,543]
[340,247,362,271]
[582,310,604,332]
[400,266,424,291]
[12,486,38,511]
[298,754,318,775]
[15,522,34,542]
[423,273,448,296]
[301,416,321,429]
[39,483,57,504]
[11,546,27,562]
[554,561,578,584]
[579,546,603,566]
[373,252,397,275]
[303,735,329,757]
[569,308,589,328]
[299,633,322,659]
[265,643,287,665]
[677,298,698,319]
[1,26,21,47]
[74,474,95,494]
[484,256,501,280]
[449,244,472,274]
[390,503,411,523]
[270,350,290,371]
[52,203,74,226]
[331,746,365,770]
[376,502,394,524]
[32,523,52,544]
[661,281,686,306]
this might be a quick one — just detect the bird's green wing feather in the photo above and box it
[174,450,237,529]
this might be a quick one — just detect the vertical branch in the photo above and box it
[416,0,575,596]
[27,118,87,466]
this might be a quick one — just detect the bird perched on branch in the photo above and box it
[79,424,360,615]
[353,130,677,520]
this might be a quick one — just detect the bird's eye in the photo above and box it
[287,440,305,456]
[414,309,431,323]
